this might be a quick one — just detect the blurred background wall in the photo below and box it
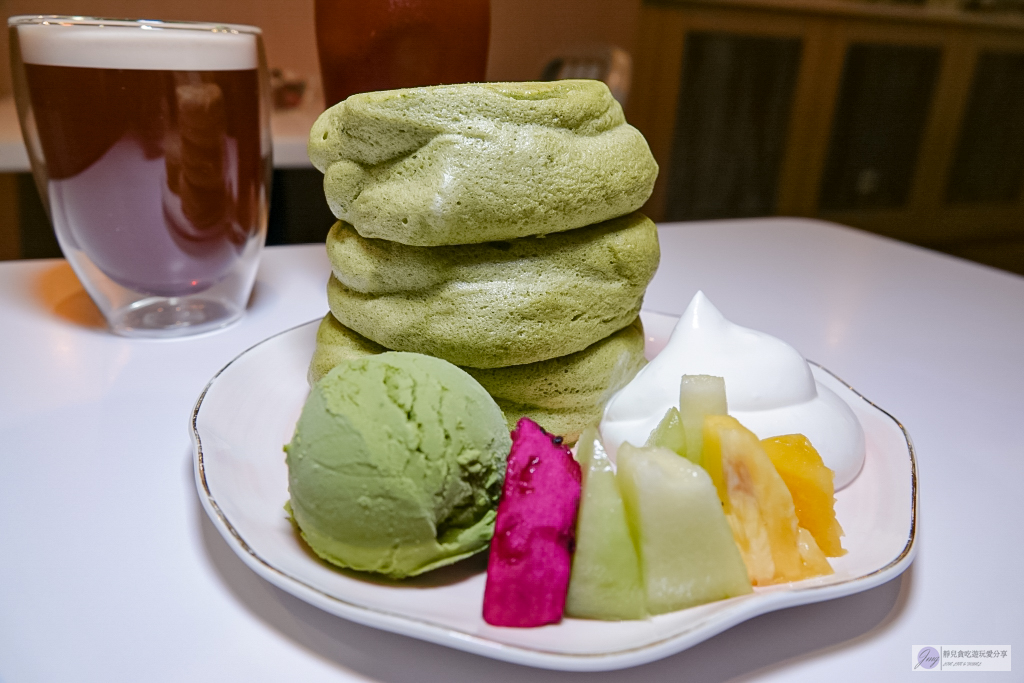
[0,0,642,96]
[2,0,1023,275]
[0,0,643,259]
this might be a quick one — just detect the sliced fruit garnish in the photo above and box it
[703,416,833,585]
[761,434,846,557]
[645,406,686,457]
[617,442,752,613]
[565,426,645,620]
[483,418,581,627]
[679,375,727,466]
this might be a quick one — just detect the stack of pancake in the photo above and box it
[305,80,660,443]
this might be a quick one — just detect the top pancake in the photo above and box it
[308,80,658,246]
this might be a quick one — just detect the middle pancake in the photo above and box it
[326,211,660,368]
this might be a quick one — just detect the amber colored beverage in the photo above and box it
[11,17,271,337]
[24,64,265,297]
[315,0,490,107]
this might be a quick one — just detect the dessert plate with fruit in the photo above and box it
[192,309,918,671]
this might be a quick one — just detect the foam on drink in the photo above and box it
[17,21,258,70]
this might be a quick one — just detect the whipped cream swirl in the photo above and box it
[601,292,865,489]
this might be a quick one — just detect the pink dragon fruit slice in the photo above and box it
[483,418,582,627]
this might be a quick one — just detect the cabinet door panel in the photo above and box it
[946,51,1024,204]
[665,31,802,221]
[819,43,941,211]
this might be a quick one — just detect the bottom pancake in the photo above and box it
[309,313,646,444]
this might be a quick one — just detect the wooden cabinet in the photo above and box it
[629,0,1024,248]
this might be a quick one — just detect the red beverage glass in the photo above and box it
[9,16,272,337]
[314,0,490,107]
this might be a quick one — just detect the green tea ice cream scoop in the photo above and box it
[285,352,511,578]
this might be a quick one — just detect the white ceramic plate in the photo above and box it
[191,310,918,672]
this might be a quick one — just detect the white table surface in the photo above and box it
[1,217,1021,681]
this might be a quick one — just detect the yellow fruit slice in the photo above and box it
[703,416,833,585]
[797,527,833,576]
[761,434,846,557]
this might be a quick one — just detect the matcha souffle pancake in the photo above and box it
[325,212,659,367]
[308,80,658,246]
[306,80,660,442]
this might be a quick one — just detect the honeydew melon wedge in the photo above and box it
[678,375,727,466]
[617,443,752,614]
[645,406,686,457]
[565,426,645,620]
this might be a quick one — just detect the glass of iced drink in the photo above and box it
[314,0,490,107]
[9,16,272,337]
